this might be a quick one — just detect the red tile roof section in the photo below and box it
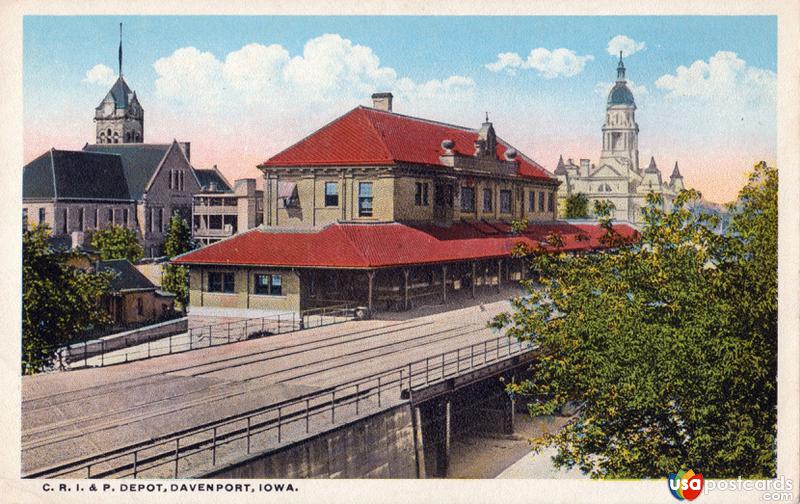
[173,221,639,269]
[261,107,552,181]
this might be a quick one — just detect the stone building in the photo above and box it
[554,53,686,223]
[192,167,264,246]
[174,93,638,318]
[94,25,143,145]
[23,30,206,257]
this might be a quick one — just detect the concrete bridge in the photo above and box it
[22,290,536,479]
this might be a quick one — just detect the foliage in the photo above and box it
[492,162,777,478]
[161,215,195,309]
[23,224,111,373]
[91,224,144,263]
[163,214,194,258]
[162,264,189,308]
[564,192,590,219]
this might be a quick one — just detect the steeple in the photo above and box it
[617,51,626,81]
[670,161,683,179]
[118,22,123,77]
[94,23,143,144]
[670,161,685,191]
[645,156,659,173]
[601,53,639,173]
[554,154,566,175]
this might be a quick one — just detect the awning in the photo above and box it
[277,181,297,199]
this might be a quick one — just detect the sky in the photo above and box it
[23,16,777,204]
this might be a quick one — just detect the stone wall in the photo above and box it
[200,404,417,479]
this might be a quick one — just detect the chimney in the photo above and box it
[580,159,590,176]
[371,92,393,112]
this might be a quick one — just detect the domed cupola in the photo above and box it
[600,51,640,172]
[607,52,636,107]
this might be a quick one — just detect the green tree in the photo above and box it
[493,162,777,479]
[163,213,194,257]
[564,192,590,219]
[161,214,195,309]
[91,224,144,263]
[23,224,111,373]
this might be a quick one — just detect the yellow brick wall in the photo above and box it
[188,267,301,312]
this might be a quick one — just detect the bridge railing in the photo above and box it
[49,304,356,372]
[24,333,535,479]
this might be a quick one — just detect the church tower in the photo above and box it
[94,23,143,144]
[599,52,639,173]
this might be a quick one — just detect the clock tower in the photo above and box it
[599,52,639,174]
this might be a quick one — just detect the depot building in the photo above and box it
[173,94,637,318]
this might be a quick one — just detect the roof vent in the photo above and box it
[441,139,455,153]
[208,181,218,192]
[504,148,517,160]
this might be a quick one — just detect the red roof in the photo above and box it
[261,107,552,181]
[173,221,639,269]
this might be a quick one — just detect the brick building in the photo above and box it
[174,94,637,318]
[192,167,264,246]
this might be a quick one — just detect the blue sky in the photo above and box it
[23,15,777,203]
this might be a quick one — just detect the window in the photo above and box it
[254,274,283,296]
[108,208,114,225]
[528,191,535,212]
[325,182,339,207]
[538,191,545,212]
[62,208,68,234]
[136,298,144,316]
[208,272,235,293]
[547,192,554,212]
[223,198,237,207]
[38,208,46,225]
[223,215,237,233]
[358,182,373,217]
[460,186,475,212]
[169,170,174,190]
[482,188,493,212]
[208,215,223,229]
[414,182,429,206]
[78,208,85,231]
[94,208,99,229]
[210,198,223,206]
[22,209,28,230]
[123,208,129,226]
[160,208,166,233]
[499,190,512,214]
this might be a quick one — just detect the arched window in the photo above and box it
[112,132,119,144]
[99,132,106,144]
[125,132,131,142]
[107,128,112,137]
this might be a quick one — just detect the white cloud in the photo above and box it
[485,48,593,78]
[153,33,474,111]
[607,35,646,57]
[154,47,223,104]
[222,43,290,94]
[82,64,116,86]
[485,52,524,75]
[655,51,776,106]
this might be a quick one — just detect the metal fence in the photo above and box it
[52,304,356,371]
[25,333,535,479]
